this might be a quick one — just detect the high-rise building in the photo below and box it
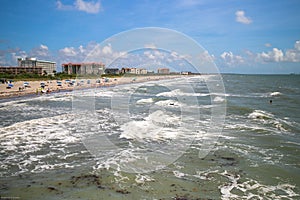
[18,57,56,75]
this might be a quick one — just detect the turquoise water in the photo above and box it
[0,74,299,199]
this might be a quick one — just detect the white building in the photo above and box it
[136,68,148,74]
[130,68,137,74]
[18,57,56,75]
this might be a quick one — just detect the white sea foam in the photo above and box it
[248,110,291,132]
[135,174,155,184]
[248,110,274,120]
[136,98,154,104]
[213,96,225,103]
[173,170,185,178]
[218,170,299,200]
[156,89,210,97]
[270,91,282,96]
[0,113,94,176]
[119,110,181,141]
[94,90,116,97]
[193,169,219,180]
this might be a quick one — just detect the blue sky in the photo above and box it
[0,0,300,74]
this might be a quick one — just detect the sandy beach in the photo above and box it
[0,75,182,99]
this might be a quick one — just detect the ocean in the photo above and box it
[0,74,299,199]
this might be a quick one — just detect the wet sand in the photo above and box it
[0,75,182,100]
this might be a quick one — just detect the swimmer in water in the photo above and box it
[269,100,272,104]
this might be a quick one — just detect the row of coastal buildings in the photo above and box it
[0,57,172,76]
[0,57,56,76]
[62,63,170,75]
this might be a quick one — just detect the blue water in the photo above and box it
[0,74,299,199]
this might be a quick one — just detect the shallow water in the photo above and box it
[0,74,299,199]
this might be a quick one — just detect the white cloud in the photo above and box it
[285,49,300,62]
[57,42,128,67]
[56,0,73,10]
[30,44,51,58]
[143,49,166,61]
[59,47,77,57]
[75,0,101,14]
[220,51,244,66]
[258,48,284,62]
[56,0,101,14]
[294,40,300,51]
[256,41,300,63]
[58,42,99,64]
[7,44,52,65]
[102,44,112,55]
[197,50,214,64]
[0,48,27,66]
[235,10,252,24]
[40,44,48,50]
[284,40,300,62]
[79,45,85,53]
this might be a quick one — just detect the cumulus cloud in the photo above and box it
[285,49,300,62]
[56,0,73,10]
[197,50,214,64]
[0,45,51,66]
[57,42,128,67]
[143,49,169,62]
[30,44,51,58]
[256,41,300,63]
[0,48,27,66]
[59,47,77,57]
[235,10,252,24]
[220,51,244,66]
[58,42,98,64]
[56,0,102,14]
[102,44,113,55]
[284,41,300,62]
[294,40,300,51]
[75,0,101,14]
[257,48,284,62]
[2,40,299,72]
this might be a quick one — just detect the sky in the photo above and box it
[0,0,300,74]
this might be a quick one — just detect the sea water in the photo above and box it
[0,74,299,199]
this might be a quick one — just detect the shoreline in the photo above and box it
[0,75,185,100]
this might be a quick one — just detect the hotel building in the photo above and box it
[18,57,56,75]
[62,62,105,75]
